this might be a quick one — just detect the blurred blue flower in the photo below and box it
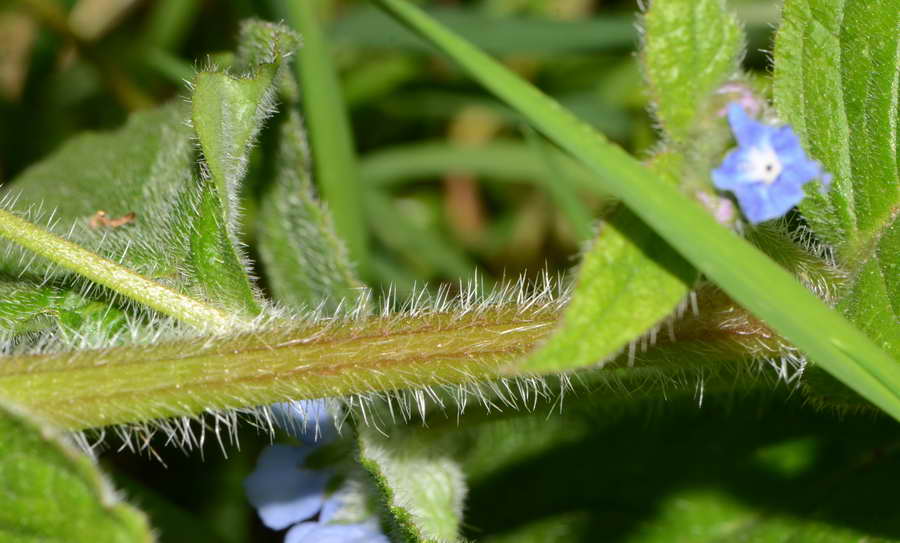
[712,102,831,224]
[272,399,338,444]
[285,518,390,543]
[244,444,331,530]
[245,400,389,542]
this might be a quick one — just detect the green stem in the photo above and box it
[372,0,900,423]
[0,285,788,431]
[0,209,238,333]
[0,306,560,430]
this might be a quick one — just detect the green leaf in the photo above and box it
[522,207,694,373]
[273,0,371,279]
[372,0,900,423]
[773,0,899,358]
[4,103,196,281]
[189,184,260,313]
[0,104,241,331]
[641,0,743,145]
[358,424,467,543]
[0,400,152,542]
[0,281,66,336]
[188,20,302,314]
[192,66,276,221]
[773,0,898,255]
[258,111,364,311]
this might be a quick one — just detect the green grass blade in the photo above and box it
[360,140,598,192]
[273,0,371,279]
[372,0,900,421]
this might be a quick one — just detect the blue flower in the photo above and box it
[244,444,332,530]
[245,400,389,542]
[285,519,389,543]
[271,399,338,444]
[712,102,830,224]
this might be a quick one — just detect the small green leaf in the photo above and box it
[190,184,260,313]
[192,66,277,222]
[522,153,694,373]
[358,424,467,543]
[641,0,743,145]
[189,20,301,314]
[0,400,153,542]
[258,111,363,311]
[0,281,64,336]
[523,208,693,373]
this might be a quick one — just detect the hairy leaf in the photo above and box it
[358,424,467,543]
[3,103,195,282]
[522,153,694,373]
[275,0,371,278]
[774,0,898,254]
[258,111,363,312]
[0,104,240,330]
[188,20,303,314]
[522,208,693,373]
[773,0,899,358]
[0,401,152,542]
[642,0,743,145]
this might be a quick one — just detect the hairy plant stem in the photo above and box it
[0,306,561,430]
[0,285,781,431]
[0,208,239,333]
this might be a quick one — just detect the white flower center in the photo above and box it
[743,144,782,184]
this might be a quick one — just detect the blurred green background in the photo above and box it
[0,0,779,297]
[6,2,898,543]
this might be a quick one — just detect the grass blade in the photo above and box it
[372,0,900,422]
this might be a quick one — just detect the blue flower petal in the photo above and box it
[779,157,823,188]
[319,492,343,523]
[285,521,390,543]
[712,148,756,190]
[730,183,793,224]
[284,522,318,542]
[727,103,770,148]
[730,185,772,224]
[768,125,805,165]
[766,175,807,213]
[272,399,338,444]
[244,445,330,530]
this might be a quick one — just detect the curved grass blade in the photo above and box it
[371,0,900,422]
